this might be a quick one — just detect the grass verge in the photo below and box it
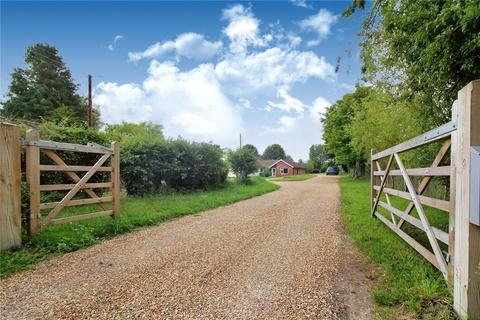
[339,176,456,319]
[0,177,279,278]
[269,173,316,181]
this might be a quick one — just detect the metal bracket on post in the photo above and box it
[423,121,457,142]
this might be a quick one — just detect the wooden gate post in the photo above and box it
[0,123,22,250]
[26,129,41,235]
[111,141,120,219]
[453,80,480,319]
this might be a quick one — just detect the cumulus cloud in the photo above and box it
[299,9,338,46]
[95,60,243,146]
[309,96,331,121]
[107,35,123,51]
[222,4,267,54]
[266,89,305,113]
[215,47,335,96]
[128,33,222,62]
[290,0,310,8]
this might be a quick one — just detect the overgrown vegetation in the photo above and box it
[1,177,279,278]
[339,177,456,319]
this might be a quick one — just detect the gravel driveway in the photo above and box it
[1,175,373,319]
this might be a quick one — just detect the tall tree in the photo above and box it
[309,144,329,169]
[1,43,87,123]
[242,144,259,157]
[262,144,286,160]
[350,0,480,126]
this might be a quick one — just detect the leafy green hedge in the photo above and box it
[121,139,228,196]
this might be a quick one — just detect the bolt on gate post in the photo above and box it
[453,80,480,319]
[0,123,22,250]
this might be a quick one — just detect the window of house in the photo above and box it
[281,168,288,174]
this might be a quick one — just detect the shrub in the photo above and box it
[120,139,228,196]
[228,147,258,182]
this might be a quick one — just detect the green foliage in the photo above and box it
[105,122,164,145]
[228,146,259,182]
[262,144,286,160]
[339,177,456,319]
[322,87,370,177]
[242,144,259,156]
[1,177,279,278]
[121,139,228,196]
[358,0,480,126]
[1,43,93,125]
[308,144,331,170]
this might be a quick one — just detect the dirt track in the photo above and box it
[0,175,373,319]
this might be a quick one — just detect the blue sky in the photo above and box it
[1,1,365,160]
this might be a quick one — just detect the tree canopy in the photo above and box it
[262,144,286,160]
[228,146,258,182]
[356,0,480,126]
[242,144,259,157]
[1,43,91,124]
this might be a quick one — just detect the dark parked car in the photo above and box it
[312,168,320,173]
[326,166,339,175]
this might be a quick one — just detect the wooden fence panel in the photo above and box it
[0,123,22,250]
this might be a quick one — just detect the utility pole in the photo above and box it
[239,133,242,149]
[87,75,92,127]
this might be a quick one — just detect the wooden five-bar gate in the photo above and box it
[371,80,479,318]
[22,129,121,235]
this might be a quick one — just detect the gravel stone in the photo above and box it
[0,175,374,319]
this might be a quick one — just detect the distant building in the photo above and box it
[256,159,307,177]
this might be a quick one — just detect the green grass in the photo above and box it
[339,176,456,319]
[0,177,279,278]
[268,173,316,181]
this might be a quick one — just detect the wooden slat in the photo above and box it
[43,153,111,225]
[374,166,451,176]
[375,161,396,224]
[374,186,450,212]
[43,150,109,210]
[26,129,41,235]
[394,153,448,278]
[39,182,112,191]
[50,210,113,225]
[39,165,112,172]
[372,122,455,160]
[22,139,112,154]
[39,196,112,210]
[371,154,394,216]
[111,142,121,220]
[374,212,440,270]
[397,139,452,229]
[378,201,448,244]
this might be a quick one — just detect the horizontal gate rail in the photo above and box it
[372,120,456,160]
[39,165,113,172]
[373,186,450,212]
[374,166,451,176]
[22,139,112,154]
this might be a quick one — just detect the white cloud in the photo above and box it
[107,35,123,51]
[237,98,251,109]
[128,33,222,62]
[278,115,298,130]
[215,47,335,96]
[266,89,305,113]
[290,0,310,8]
[95,60,243,146]
[299,9,338,46]
[309,96,331,121]
[222,4,266,54]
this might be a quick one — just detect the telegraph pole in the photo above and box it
[87,75,92,127]
[239,133,242,149]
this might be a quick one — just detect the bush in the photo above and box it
[121,139,228,196]
[228,147,258,182]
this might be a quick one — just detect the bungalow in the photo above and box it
[257,159,307,177]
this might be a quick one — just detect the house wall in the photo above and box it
[272,161,294,176]
[294,168,306,175]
